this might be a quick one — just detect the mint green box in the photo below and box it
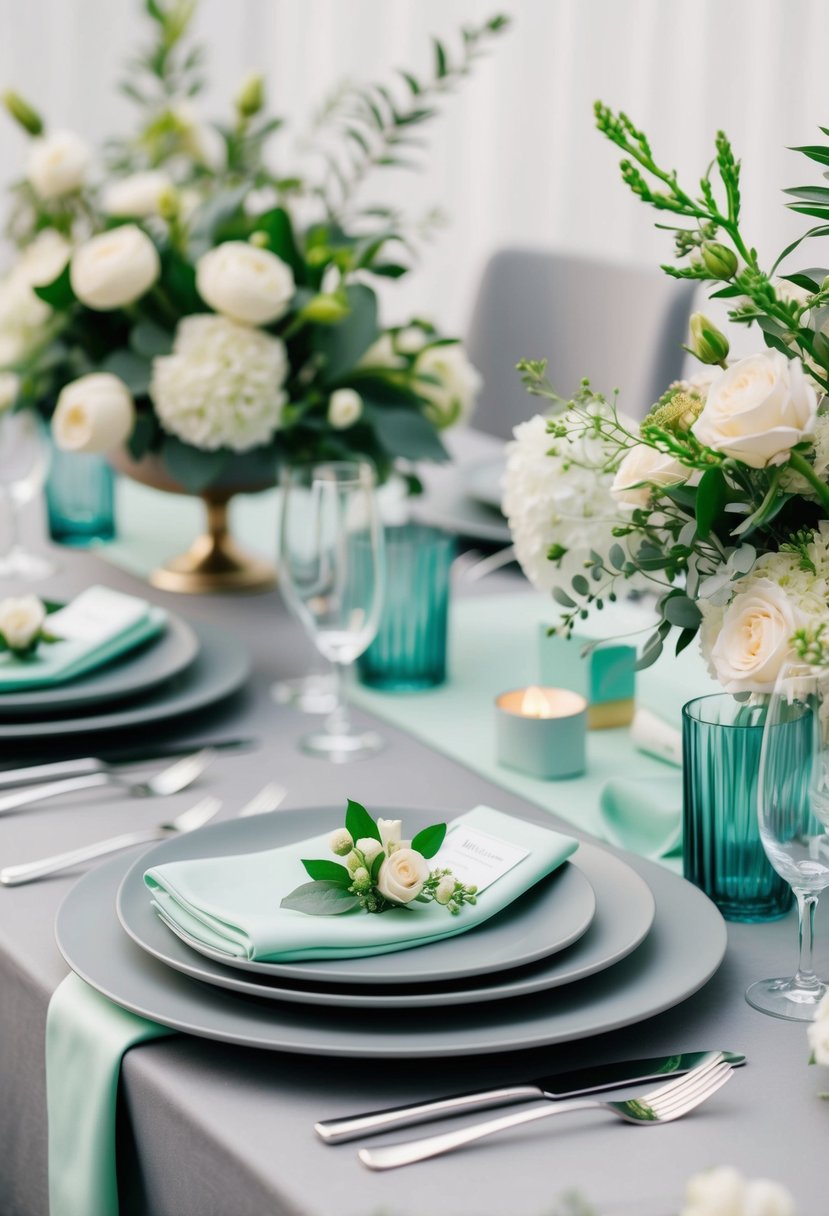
[538,627,636,727]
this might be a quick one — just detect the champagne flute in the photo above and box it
[745,661,829,1020]
[278,460,385,761]
[0,410,55,580]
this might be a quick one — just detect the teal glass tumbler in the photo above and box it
[682,694,793,922]
[357,524,455,691]
[46,447,116,546]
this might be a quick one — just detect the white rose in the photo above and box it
[102,171,173,218]
[0,373,20,413]
[708,578,801,695]
[355,837,383,865]
[26,130,91,199]
[415,343,482,429]
[807,991,829,1064]
[742,1179,796,1216]
[328,388,363,430]
[692,352,817,468]
[377,818,402,852]
[611,442,687,506]
[196,242,295,327]
[52,373,135,454]
[376,848,430,905]
[70,225,160,310]
[681,1166,746,1216]
[0,595,46,651]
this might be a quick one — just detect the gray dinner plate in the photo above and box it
[55,836,726,1058]
[0,621,248,738]
[0,612,199,718]
[118,809,598,986]
[118,833,653,1009]
[460,457,507,511]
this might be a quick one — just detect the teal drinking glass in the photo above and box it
[46,446,116,545]
[357,524,455,691]
[682,693,793,922]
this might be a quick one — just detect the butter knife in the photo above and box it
[314,1050,746,1144]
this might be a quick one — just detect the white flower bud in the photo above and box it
[52,373,135,454]
[27,130,91,199]
[0,595,46,651]
[328,388,363,430]
[434,875,456,905]
[377,818,402,852]
[395,326,428,355]
[70,225,160,310]
[328,828,353,857]
[102,171,174,218]
[355,838,383,865]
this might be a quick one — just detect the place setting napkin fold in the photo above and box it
[145,804,579,963]
[0,585,166,691]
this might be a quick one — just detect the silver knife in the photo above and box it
[314,1050,746,1144]
[0,737,256,788]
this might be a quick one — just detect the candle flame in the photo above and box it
[520,685,556,718]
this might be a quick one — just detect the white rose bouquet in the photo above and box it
[513,108,829,694]
[281,799,477,917]
[0,0,499,493]
[0,595,59,657]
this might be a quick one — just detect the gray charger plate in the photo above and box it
[0,621,248,738]
[119,809,597,987]
[0,612,199,718]
[119,836,653,1009]
[55,838,726,1058]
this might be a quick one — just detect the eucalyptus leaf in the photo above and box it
[280,881,362,916]
[99,350,152,396]
[130,319,173,359]
[370,407,449,463]
[126,412,158,461]
[161,436,228,492]
[410,823,446,860]
[662,595,702,629]
[571,574,590,597]
[313,284,379,382]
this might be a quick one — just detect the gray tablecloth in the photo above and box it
[0,528,825,1216]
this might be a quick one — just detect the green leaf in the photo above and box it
[675,627,697,656]
[126,412,158,461]
[695,466,727,538]
[571,573,590,596]
[370,850,385,882]
[370,262,409,278]
[783,186,829,203]
[609,543,626,570]
[552,586,576,608]
[779,271,820,292]
[301,859,353,884]
[187,184,249,258]
[161,435,228,492]
[410,823,447,860]
[345,798,381,843]
[662,594,702,630]
[433,37,449,78]
[313,284,379,382]
[162,252,200,314]
[253,207,305,279]
[33,262,75,310]
[99,349,152,395]
[791,144,829,167]
[370,406,449,463]
[130,319,173,359]
[280,881,362,916]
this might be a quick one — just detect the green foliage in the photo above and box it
[301,859,353,885]
[345,798,381,844]
[280,881,362,916]
[312,284,379,382]
[410,823,447,860]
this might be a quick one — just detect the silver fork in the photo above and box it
[358,1055,734,1171]
[0,749,215,816]
[0,795,222,886]
[238,782,287,817]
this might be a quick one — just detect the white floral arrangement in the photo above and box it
[510,103,829,692]
[548,1168,796,1216]
[281,800,477,917]
[807,988,829,1094]
[0,0,503,491]
[0,595,58,657]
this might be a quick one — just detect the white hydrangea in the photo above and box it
[681,1166,795,1216]
[502,411,629,594]
[150,314,288,452]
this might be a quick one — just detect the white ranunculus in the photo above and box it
[173,103,227,172]
[376,848,430,905]
[150,313,288,452]
[742,1179,796,1216]
[611,442,687,507]
[70,225,160,310]
[328,388,362,430]
[681,1166,746,1216]
[377,818,402,852]
[807,991,829,1064]
[52,373,135,454]
[0,373,20,413]
[196,241,295,327]
[0,595,46,651]
[692,352,817,468]
[102,171,173,218]
[707,578,801,695]
[0,231,72,368]
[16,229,72,287]
[26,130,91,199]
[415,343,482,429]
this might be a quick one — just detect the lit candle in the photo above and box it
[495,685,587,779]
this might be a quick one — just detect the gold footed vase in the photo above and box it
[109,449,276,595]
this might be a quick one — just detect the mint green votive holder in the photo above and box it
[357,524,455,691]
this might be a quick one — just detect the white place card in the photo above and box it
[48,587,149,644]
[433,824,530,893]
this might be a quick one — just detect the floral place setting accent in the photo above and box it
[0,595,59,659]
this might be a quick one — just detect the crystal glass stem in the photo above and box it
[793,889,822,997]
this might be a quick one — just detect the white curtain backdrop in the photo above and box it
[0,0,827,341]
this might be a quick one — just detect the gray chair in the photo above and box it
[466,248,697,438]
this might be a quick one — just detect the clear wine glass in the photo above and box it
[278,460,385,762]
[745,660,829,1020]
[0,410,55,580]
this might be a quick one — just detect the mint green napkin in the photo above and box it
[599,776,682,858]
[46,973,173,1216]
[145,805,578,962]
[0,586,165,691]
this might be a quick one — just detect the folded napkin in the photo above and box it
[599,776,682,858]
[145,805,578,962]
[0,586,165,691]
[47,973,173,1216]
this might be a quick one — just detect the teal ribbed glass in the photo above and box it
[357,524,454,691]
[682,694,793,922]
[46,447,116,546]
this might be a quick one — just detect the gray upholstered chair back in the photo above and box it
[466,248,697,438]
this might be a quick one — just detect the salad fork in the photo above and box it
[359,1054,734,1170]
[0,749,214,815]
